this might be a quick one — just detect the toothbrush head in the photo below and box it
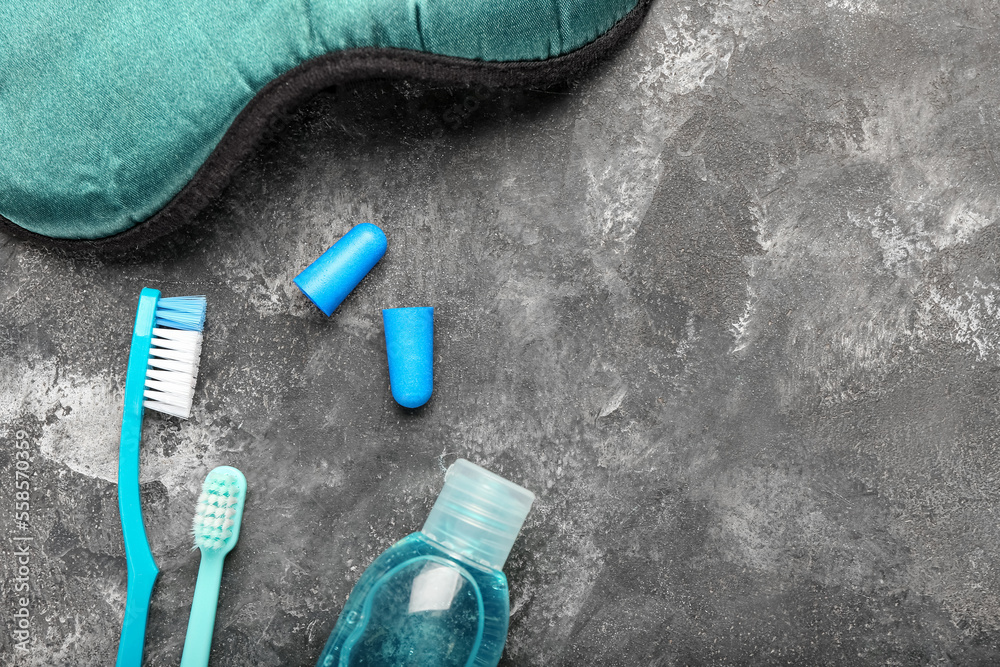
[192,466,247,554]
[143,295,207,419]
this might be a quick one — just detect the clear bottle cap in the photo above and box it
[421,459,535,570]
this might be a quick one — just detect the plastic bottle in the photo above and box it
[316,459,535,667]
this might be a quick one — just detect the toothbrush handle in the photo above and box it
[180,553,225,667]
[117,386,158,665]
[116,418,159,667]
[116,561,157,667]
[116,288,160,667]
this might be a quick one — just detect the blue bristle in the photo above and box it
[155,296,207,332]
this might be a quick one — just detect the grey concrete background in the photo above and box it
[3,0,1000,664]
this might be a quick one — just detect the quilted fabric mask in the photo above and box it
[0,0,650,247]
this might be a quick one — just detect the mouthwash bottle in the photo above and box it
[316,459,535,667]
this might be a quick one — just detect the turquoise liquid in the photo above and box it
[316,532,511,667]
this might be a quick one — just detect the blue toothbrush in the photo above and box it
[117,288,206,666]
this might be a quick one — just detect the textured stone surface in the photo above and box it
[4,0,1000,664]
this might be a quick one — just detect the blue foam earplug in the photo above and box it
[383,307,434,409]
[294,223,387,316]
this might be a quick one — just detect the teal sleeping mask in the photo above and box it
[0,0,650,247]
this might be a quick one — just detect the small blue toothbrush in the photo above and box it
[180,466,248,667]
[117,288,206,666]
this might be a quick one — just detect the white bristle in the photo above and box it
[149,346,199,364]
[146,369,197,388]
[148,357,198,374]
[150,337,200,354]
[152,327,202,341]
[143,386,193,407]
[143,298,206,420]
